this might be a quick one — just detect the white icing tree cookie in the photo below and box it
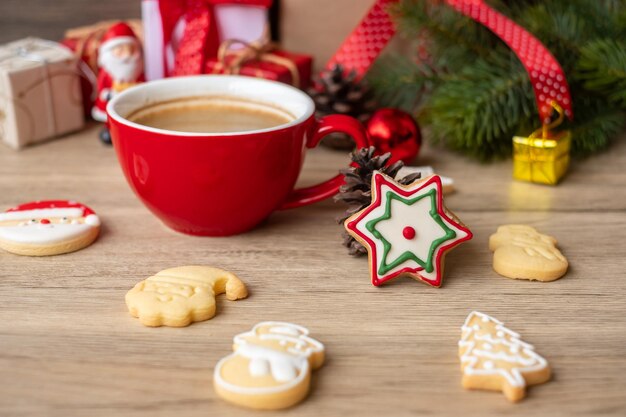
[459,311,551,402]
[214,322,325,410]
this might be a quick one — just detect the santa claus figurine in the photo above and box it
[92,22,145,144]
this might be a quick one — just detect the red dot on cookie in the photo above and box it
[403,226,416,240]
[40,219,51,224]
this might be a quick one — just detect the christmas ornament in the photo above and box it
[513,102,571,185]
[92,22,145,145]
[459,311,551,402]
[366,108,421,164]
[61,19,143,117]
[0,200,101,256]
[335,147,421,256]
[343,171,472,287]
[308,64,377,149]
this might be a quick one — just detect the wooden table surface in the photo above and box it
[1,126,625,417]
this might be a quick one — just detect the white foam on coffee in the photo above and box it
[108,75,315,137]
[127,96,294,125]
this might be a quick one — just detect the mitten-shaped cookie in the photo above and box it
[125,266,247,327]
[214,322,325,410]
[489,225,568,281]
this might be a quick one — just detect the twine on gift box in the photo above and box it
[0,40,84,146]
[212,39,301,88]
[524,101,566,182]
[528,101,565,142]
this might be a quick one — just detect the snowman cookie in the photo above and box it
[214,322,325,410]
[0,200,101,256]
[489,224,568,281]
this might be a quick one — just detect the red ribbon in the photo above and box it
[158,0,272,76]
[324,0,573,123]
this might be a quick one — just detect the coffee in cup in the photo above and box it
[127,96,295,133]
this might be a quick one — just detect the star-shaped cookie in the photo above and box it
[344,172,472,287]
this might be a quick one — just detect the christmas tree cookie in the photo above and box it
[459,311,551,402]
[344,172,472,287]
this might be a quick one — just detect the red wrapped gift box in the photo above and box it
[205,46,312,90]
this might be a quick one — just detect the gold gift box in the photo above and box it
[512,131,571,185]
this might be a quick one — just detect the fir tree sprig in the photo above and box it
[368,0,626,160]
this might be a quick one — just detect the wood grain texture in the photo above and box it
[0,124,625,417]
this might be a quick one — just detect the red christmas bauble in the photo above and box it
[366,108,422,164]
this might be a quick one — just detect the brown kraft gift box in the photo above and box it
[0,38,84,150]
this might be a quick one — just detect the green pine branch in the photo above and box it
[368,0,626,160]
[576,39,626,108]
[426,57,535,160]
[367,54,444,114]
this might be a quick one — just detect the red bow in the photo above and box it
[158,0,272,76]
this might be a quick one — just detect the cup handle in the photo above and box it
[279,114,369,210]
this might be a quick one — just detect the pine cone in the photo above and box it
[308,64,377,150]
[334,147,421,256]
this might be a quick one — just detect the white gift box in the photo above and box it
[141,0,269,80]
[0,38,84,150]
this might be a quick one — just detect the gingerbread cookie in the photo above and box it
[489,224,568,281]
[344,172,472,287]
[214,322,325,410]
[125,266,247,327]
[459,311,551,402]
[0,200,101,256]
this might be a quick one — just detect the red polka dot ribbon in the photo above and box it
[324,0,397,80]
[325,0,573,123]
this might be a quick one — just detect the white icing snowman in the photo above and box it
[214,321,325,410]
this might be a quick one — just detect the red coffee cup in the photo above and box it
[107,75,368,236]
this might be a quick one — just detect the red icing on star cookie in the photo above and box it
[344,173,472,287]
[402,226,416,240]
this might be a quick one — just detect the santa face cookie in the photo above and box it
[344,172,472,287]
[214,322,325,410]
[459,311,551,402]
[0,200,101,256]
[489,224,568,281]
[125,266,248,327]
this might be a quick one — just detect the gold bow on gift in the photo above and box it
[212,39,300,88]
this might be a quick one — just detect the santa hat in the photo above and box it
[98,22,140,57]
